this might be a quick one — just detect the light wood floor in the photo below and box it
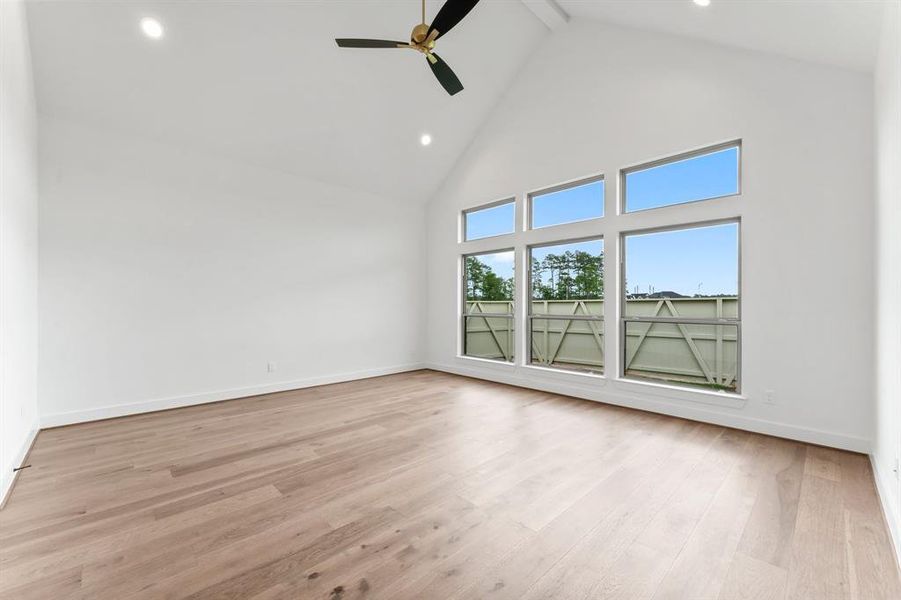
[1,370,898,599]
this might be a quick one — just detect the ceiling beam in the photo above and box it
[520,0,569,31]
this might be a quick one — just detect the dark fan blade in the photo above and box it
[335,39,405,48]
[428,0,480,39]
[428,53,463,96]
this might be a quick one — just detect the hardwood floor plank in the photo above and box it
[836,452,901,599]
[649,434,781,600]
[448,416,704,600]
[805,445,843,482]
[785,473,850,600]
[0,566,83,600]
[0,370,897,599]
[585,429,751,600]
[182,507,399,599]
[519,421,729,600]
[717,551,788,600]
[734,437,805,569]
[281,494,481,600]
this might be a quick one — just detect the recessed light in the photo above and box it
[693,0,711,6]
[420,134,432,146]
[140,17,164,40]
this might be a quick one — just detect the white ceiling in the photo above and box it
[557,0,887,73]
[26,1,885,203]
[26,1,547,202]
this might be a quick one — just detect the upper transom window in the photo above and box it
[463,200,515,241]
[623,142,740,213]
[529,176,604,229]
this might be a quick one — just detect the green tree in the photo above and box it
[531,250,603,300]
[465,256,513,301]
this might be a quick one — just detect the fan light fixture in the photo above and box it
[693,0,711,6]
[335,0,481,96]
[420,134,433,146]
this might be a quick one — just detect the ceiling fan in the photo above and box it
[335,0,480,96]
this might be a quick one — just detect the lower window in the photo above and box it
[462,250,514,362]
[621,221,740,392]
[528,238,604,374]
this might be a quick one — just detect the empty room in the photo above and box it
[2,0,900,598]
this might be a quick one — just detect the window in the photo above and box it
[455,140,742,397]
[463,250,514,362]
[623,143,740,213]
[528,238,604,374]
[463,200,515,241]
[622,221,740,392]
[529,176,604,229]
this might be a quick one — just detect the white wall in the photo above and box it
[873,0,901,564]
[38,117,424,425]
[0,0,41,503]
[426,20,875,452]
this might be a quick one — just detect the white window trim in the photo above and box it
[455,137,744,404]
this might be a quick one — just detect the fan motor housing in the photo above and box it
[411,23,430,44]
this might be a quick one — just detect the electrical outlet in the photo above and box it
[267,362,277,373]
[764,390,775,405]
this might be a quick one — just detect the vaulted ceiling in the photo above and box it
[26,1,547,202]
[557,0,886,73]
[26,1,887,202]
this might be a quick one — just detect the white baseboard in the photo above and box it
[425,361,871,453]
[40,363,426,428]
[1,423,39,508]
[871,454,901,570]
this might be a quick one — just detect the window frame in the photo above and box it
[618,218,742,393]
[454,138,744,399]
[620,140,742,215]
[527,235,605,375]
[461,197,516,243]
[527,173,606,231]
[460,248,516,363]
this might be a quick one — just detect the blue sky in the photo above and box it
[626,146,739,212]
[474,250,515,280]
[465,202,515,240]
[626,223,738,296]
[470,224,737,297]
[532,180,604,228]
[531,239,603,265]
[478,223,738,296]
[473,228,736,297]
[465,180,604,240]
[465,146,739,296]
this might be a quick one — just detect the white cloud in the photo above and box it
[486,252,514,263]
